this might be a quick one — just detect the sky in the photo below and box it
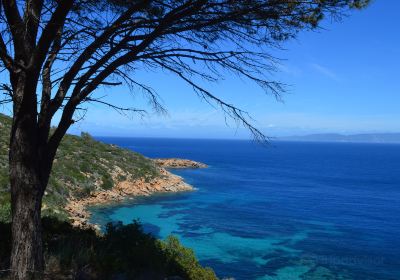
[2,1,400,139]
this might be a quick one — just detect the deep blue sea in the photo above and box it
[90,138,400,280]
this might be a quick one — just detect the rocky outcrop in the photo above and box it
[154,158,207,169]
[65,168,193,229]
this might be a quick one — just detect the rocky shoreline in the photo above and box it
[65,160,206,229]
[154,158,208,168]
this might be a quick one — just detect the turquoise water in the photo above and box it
[91,138,400,279]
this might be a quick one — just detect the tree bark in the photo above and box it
[9,169,44,280]
[9,102,50,280]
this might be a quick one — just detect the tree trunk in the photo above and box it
[9,110,50,280]
[9,170,44,280]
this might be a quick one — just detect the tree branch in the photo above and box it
[0,32,14,71]
[1,0,24,56]
[23,0,44,48]
[30,0,73,73]
[84,97,147,116]
[152,58,267,142]
[50,0,151,116]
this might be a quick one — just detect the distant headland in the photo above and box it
[278,133,400,144]
[154,158,208,169]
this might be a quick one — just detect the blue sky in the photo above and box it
[2,1,399,139]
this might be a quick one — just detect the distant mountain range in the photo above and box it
[278,133,400,144]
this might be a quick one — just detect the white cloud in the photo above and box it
[310,63,339,81]
[278,64,303,77]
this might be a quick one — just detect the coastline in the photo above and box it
[65,159,206,229]
[154,158,208,168]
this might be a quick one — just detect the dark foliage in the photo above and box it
[0,218,216,280]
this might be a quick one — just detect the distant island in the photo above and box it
[278,133,400,144]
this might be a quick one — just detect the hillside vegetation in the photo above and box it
[0,113,159,222]
[0,218,217,280]
[0,113,217,279]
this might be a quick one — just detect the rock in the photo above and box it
[153,158,207,169]
[64,167,194,230]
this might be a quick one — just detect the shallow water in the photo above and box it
[90,138,400,280]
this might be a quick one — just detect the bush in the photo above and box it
[0,218,217,280]
[0,201,11,223]
[162,236,217,280]
[100,174,114,190]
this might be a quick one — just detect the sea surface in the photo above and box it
[90,138,400,280]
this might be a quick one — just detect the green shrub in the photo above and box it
[162,236,217,280]
[74,185,93,199]
[0,201,11,223]
[117,174,127,182]
[0,172,8,191]
[100,174,114,190]
[0,218,218,280]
